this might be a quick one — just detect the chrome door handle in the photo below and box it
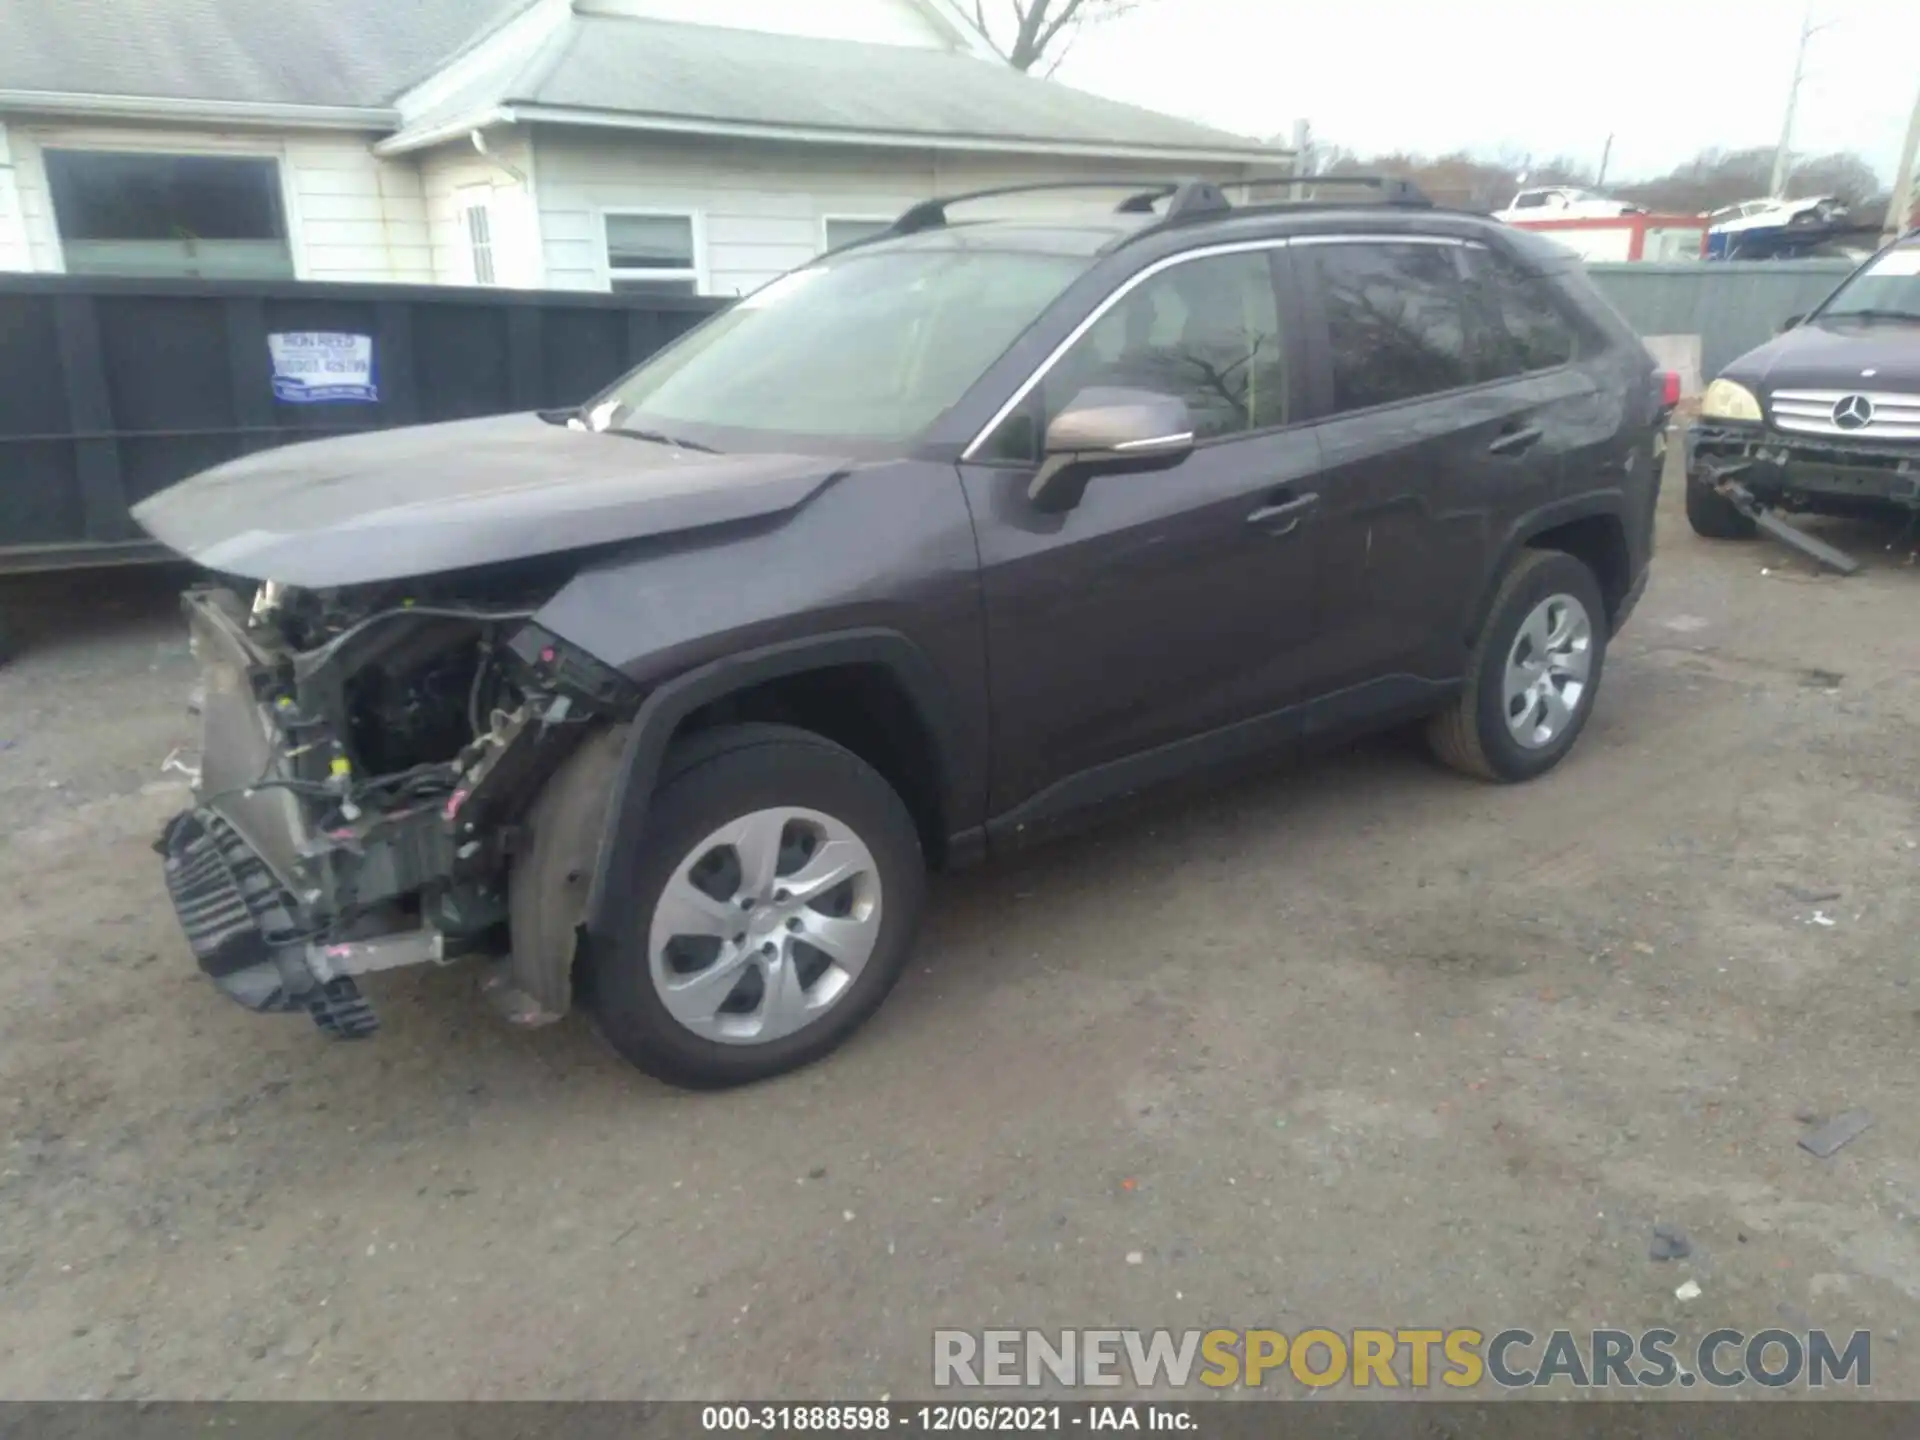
[1489,425,1544,456]
[1246,492,1320,534]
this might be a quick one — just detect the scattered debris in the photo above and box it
[1631,941,1657,955]
[1650,1225,1692,1262]
[1808,911,1837,928]
[1798,1109,1872,1158]
[1716,478,1863,575]
[1674,1279,1702,1301]
[1793,1105,1822,1124]
[1125,1251,1144,1266]
[841,1210,855,1223]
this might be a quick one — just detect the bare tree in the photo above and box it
[972,0,1154,74]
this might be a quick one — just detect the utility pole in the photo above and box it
[1290,118,1313,201]
[1770,8,1839,199]
[1595,134,1614,190]
[1885,83,1920,246]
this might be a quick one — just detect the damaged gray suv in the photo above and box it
[138,178,1667,1088]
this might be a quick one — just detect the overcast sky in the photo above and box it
[1049,0,1920,184]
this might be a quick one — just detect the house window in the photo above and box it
[44,150,293,279]
[823,216,892,252]
[605,213,699,294]
[461,192,496,285]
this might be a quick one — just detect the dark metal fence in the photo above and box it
[1585,260,1858,379]
[0,275,726,572]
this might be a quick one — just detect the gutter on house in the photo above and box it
[0,90,398,130]
[376,103,1287,167]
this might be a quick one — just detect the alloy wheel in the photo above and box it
[646,806,883,1044]
[1502,592,1594,749]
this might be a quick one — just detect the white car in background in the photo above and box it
[1494,187,1644,222]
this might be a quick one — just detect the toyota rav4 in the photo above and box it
[135,178,1667,1088]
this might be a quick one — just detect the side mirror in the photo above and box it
[1028,387,1195,513]
[1778,313,1803,332]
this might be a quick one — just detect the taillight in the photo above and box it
[1658,370,1682,409]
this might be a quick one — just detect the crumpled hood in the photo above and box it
[131,412,847,586]
[1722,318,1920,394]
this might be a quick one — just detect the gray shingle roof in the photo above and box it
[0,0,534,108]
[426,14,1274,157]
[0,1,1276,161]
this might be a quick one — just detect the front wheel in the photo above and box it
[1428,550,1609,783]
[585,722,926,1089]
[1685,468,1757,539]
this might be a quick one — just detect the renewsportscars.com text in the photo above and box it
[933,1327,1871,1390]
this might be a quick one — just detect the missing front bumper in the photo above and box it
[159,806,453,1039]
[1688,425,1920,511]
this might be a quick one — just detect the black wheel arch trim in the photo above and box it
[582,628,971,945]
[1464,489,1639,647]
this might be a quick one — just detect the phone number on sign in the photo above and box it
[702,1406,1067,1431]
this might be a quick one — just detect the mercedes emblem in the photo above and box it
[1830,394,1875,431]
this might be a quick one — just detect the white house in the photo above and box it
[0,0,1287,297]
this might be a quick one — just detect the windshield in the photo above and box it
[1817,246,1920,321]
[590,246,1091,446]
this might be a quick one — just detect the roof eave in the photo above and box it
[379,102,1286,165]
[372,106,513,156]
[0,89,397,129]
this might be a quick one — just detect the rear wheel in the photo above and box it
[1686,468,1757,539]
[1428,549,1608,783]
[585,722,925,1089]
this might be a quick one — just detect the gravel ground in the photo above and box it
[1,457,1916,1401]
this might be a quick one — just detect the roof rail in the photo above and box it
[873,172,1437,248]
[1223,174,1433,207]
[889,180,1181,235]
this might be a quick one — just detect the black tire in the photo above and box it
[584,722,925,1089]
[1427,549,1609,783]
[1685,469,1757,539]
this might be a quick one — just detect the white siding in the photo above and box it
[0,122,30,271]
[1,119,431,280]
[419,131,543,286]
[533,130,1248,297]
[575,0,949,47]
[285,135,431,282]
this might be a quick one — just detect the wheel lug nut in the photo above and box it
[761,942,777,956]
[775,889,791,902]
[738,898,754,911]
[787,917,802,931]
[733,933,746,945]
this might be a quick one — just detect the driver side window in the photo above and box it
[982,249,1289,462]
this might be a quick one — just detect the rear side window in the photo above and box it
[1309,242,1472,413]
[1463,246,1579,379]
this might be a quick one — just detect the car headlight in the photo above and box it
[1701,378,1763,423]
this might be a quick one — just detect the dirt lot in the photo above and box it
[1,459,1916,1401]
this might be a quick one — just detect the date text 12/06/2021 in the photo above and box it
[701,1406,1190,1432]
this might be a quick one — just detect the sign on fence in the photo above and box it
[267,331,378,404]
